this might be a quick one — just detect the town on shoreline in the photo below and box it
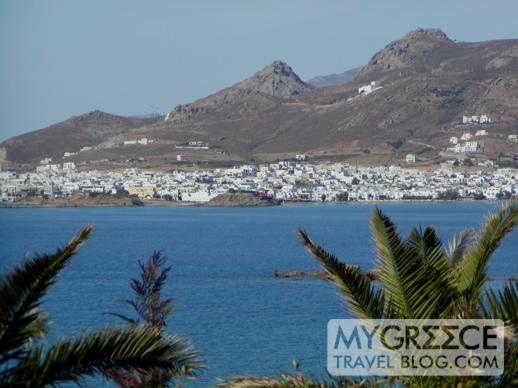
[1,159,517,206]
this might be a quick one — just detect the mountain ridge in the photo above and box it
[2,28,518,167]
[307,66,362,87]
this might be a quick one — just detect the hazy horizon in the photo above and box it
[2,0,518,141]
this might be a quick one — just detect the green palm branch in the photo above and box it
[2,325,201,387]
[299,201,518,321]
[298,201,518,386]
[0,225,94,364]
[480,281,518,326]
[0,226,203,387]
[454,203,518,304]
[299,229,385,319]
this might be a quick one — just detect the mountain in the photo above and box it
[307,66,362,87]
[2,29,518,168]
[1,111,159,164]
[165,60,312,122]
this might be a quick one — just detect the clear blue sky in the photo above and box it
[1,0,518,140]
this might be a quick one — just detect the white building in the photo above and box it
[406,154,416,164]
[461,133,472,141]
[475,130,488,137]
[480,115,491,124]
[124,140,137,145]
[176,141,209,150]
[80,146,92,152]
[462,115,491,124]
[358,81,382,95]
[454,141,480,153]
[177,155,186,161]
[63,162,76,172]
[449,136,458,144]
[509,134,518,142]
[180,190,219,202]
[295,154,308,161]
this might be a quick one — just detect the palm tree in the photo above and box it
[109,250,198,387]
[299,201,518,386]
[0,225,202,387]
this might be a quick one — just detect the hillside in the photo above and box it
[2,28,518,168]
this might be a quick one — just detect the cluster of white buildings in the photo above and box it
[462,115,492,125]
[123,138,153,146]
[448,132,486,154]
[2,161,517,203]
[451,141,481,154]
[175,141,209,150]
[61,145,94,158]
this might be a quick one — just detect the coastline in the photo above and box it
[0,198,503,209]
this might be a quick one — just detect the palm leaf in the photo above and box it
[370,208,428,318]
[456,201,518,302]
[406,226,443,263]
[0,225,94,363]
[480,281,518,326]
[405,226,458,318]
[1,325,203,387]
[298,229,385,319]
[445,229,474,266]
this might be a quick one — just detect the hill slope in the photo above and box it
[2,29,518,167]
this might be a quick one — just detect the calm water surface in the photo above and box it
[1,203,517,386]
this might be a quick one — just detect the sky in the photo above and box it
[1,0,518,141]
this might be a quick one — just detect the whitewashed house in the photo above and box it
[406,154,416,163]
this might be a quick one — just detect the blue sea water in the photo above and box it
[1,202,517,386]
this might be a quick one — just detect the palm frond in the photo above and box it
[405,226,459,318]
[370,207,427,318]
[406,226,442,263]
[445,229,475,266]
[1,325,203,387]
[112,251,174,328]
[298,229,385,319]
[217,369,390,388]
[456,201,518,302]
[480,281,518,326]
[0,225,94,364]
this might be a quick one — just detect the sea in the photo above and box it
[1,202,517,386]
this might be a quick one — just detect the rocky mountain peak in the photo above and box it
[72,110,117,122]
[165,60,311,122]
[259,60,300,78]
[355,28,455,81]
[244,60,310,97]
[401,28,451,43]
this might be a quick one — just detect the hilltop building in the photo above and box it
[358,81,382,95]
[462,115,492,124]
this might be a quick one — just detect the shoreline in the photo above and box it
[0,198,505,209]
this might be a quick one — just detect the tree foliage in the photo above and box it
[0,226,202,387]
[109,251,201,387]
[298,201,518,386]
